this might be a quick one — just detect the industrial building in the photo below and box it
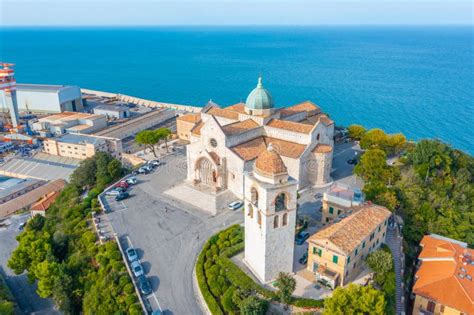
[0,177,45,204]
[94,108,174,140]
[16,84,83,113]
[31,111,107,136]
[93,104,130,119]
[43,133,123,160]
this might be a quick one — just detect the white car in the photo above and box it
[228,201,243,210]
[105,189,122,196]
[126,177,137,185]
[149,160,161,167]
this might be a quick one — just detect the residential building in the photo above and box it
[183,77,334,205]
[30,191,60,217]
[93,104,130,119]
[177,113,200,141]
[43,133,122,160]
[16,84,83,113]
[321,183,364,225]
[244,144,297,283]
[32,111,107,136]
[412,234,473,315]
[307,205,391,288]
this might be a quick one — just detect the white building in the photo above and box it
[16,84,83,113]
[93,104,130,120]
[31,112,107,136]
[183,77,334,203]
[244,144,297,283]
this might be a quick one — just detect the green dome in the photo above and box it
[245,77,274,110]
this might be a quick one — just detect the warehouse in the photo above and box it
[93,104,130,119]
[16,84,83,113]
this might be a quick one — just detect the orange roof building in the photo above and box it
[412,235,474,315]
[30,191,60,216]
[181,77,335,200]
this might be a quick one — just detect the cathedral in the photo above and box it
[178,77,334,200]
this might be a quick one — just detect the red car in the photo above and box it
[115,181,129,189]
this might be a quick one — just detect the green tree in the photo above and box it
[155,127,172,152]
[107,159,122,180]
[354,149,398,184]
[323,284,386,315]
[274,272,296,305]
[366,249,393,277]
[387,133,406,154]
[70,158,96,187]
[360,129,388,151]
[135,130,160,157]
[348,124,366,140]
[239,296,268,315]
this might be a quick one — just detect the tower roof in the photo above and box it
[245,77,274,110]
[254,143,287,176]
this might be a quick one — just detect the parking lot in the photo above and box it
[102,147,243,314]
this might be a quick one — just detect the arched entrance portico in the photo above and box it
[196,157,217,186]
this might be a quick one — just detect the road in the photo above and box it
[0,213,59,315]
[103,148,243,315]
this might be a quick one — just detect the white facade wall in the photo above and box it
[264,126,311,145]
[16,86,82,113]
[244,173,297,283]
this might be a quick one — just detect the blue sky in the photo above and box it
[0,0,472,26]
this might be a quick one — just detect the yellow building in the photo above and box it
[176,113,201,140]
[412,235,473,315]
[321,183,364,226]
[44,133,123,160]
[307,204,391,288]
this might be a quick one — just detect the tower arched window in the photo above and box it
[317,133,320,141]
[274,215,279,228]
[257,211,262,226]
[251,187,258,206]
[275,193,287,212]
[248,204,254,218]
[282,213,288,226]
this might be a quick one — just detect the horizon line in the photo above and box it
[1,23,472,28]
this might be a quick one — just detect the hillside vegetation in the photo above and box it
[7,152,141,314]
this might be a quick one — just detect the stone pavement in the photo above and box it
[386,224,405,315]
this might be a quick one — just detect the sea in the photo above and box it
[0,26,473,154]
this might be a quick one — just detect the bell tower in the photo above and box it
[243,144,297,283]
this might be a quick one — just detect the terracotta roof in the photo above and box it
[221,119,260,135]
[309,205,391,254]
[231,136,306,161]
[413,235,474,315]
[206,107,240,120]
[30,191,60,212]
[266,119,314,134]
[312,144,333,154]
[190,120,204,136]
[255,144,287,176]
[177,113,201,123]
[225,103,247,113]
[280,101,321,118]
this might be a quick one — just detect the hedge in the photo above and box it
[196,224,325,314]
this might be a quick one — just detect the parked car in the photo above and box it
[295,231,310,245]
[347,158,358,165]
[126,177,138,185]
[149,160,161,167]
[299,252,308,265]
[126,247,138,262]
[228,201,243,210]
[137,275,152,295]
[115,181,129,189]
[131,260,144,277]
[138,167,150,174]
[18,222,27,231]
[105,188,123,196]
[115,192,130,201]
[314,193,323,199]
